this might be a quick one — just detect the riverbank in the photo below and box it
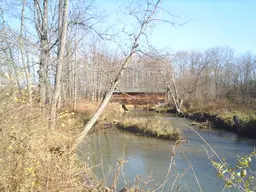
[185,111,256,137]
[115,116,182,140]
[153,103,256,138]
[1,97,255,191]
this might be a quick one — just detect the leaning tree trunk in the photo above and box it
[73,0,162,150]
[159,70,184,116]
[233,115,244,135]
[173,77,184,116]
[73,44,138,149]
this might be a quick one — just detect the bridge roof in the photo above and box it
[114,87,166,93]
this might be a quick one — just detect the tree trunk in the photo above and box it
[36,0,49,107]
[73,54,134,148]
[7,46,21,89]
[25,51,33,102]
[50,0,69,128]
[233,115,244,135]
[159,70,184,116]
[19,0,32,103]
[73,23,78,110]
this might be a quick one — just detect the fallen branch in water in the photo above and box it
[191,120,212,129]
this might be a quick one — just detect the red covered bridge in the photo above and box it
[111,88,168,105]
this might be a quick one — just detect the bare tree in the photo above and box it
[19,0,32,103]
[154,56,184,115]
[50,0,69,128]
[0,8,21,90]
[34,0,50,106]
[74,0,170,149]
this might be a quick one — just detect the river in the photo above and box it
[77,110,256,191]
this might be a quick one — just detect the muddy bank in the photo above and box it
[185,112,234,131]
[147,106,256,138]
[185,112,256,139]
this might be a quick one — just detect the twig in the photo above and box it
[185,124,245,192]
[152,144,176,192]
[181,147,202,192]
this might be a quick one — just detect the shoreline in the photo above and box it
[152,106,256,139]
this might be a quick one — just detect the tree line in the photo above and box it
[0,0,255,131]
[74,46,256,107]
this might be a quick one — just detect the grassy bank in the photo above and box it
[116,116,182,140]
[150,100,256,137]
[181,100,256,137]
[186,111,256,137]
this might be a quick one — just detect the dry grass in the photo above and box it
[116,116,182,140]
[0,92,103,191]
[0,88,182,191]
[74,100,123,126]
[74,100,122,115]
[0,91,141,191]
[184,99,256,117]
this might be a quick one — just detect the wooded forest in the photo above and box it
[0,0,255,125]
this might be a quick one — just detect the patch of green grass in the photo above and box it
[217,111,256,126]
[116,116,182,140]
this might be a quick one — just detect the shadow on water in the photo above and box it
[77,110,256,191]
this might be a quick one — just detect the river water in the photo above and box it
[77,111,256,191]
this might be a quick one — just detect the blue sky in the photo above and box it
[95,0,256,54]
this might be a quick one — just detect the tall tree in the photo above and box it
[34,0,50,106]
[19,0,32,103]
[50,0,69,128]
